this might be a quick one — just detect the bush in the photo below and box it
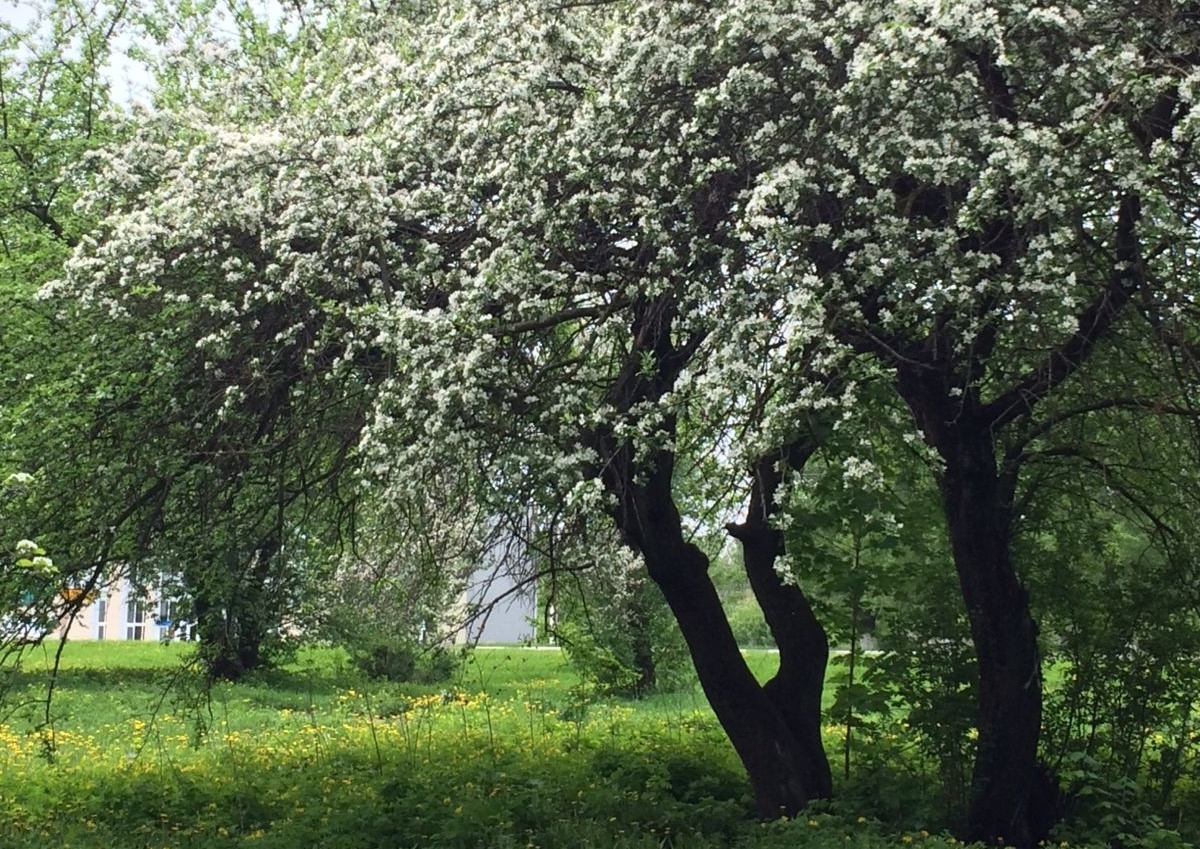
[350,638,459,684]
[723,594,774,647]
[554,582,692,699]
[544,542,694,699]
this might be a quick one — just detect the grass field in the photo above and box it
[0,641,959,849]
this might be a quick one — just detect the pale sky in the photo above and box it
[0,0,290,107]
[0,0,152,104]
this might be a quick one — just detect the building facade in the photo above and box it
[50,579,194,642]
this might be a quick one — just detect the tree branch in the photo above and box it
[967,45,1018,124]
[486,297,629,337]
[1003,396,1200,473]
[1020,445,1178,540]
[984,193,1144,429]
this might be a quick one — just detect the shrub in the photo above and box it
[549,548,692,698]
[350,638,459,684]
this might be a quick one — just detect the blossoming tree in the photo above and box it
[713,2,1200,843]
[48,0,1200,845]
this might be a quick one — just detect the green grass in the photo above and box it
[0,641,958,849]
[18,640,197,671]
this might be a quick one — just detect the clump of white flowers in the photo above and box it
[13,539,55,575]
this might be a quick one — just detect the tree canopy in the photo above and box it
[6,2,1200,846]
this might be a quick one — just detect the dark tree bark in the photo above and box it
[589,295,833,817]
[827,176,1147,846]
[939,449,1057,847]
[728,444,834,802]
[192,534,280,681]
[895,364,1062,847]
[194,594,269,681]
[614,450,831,816]
[928,411,1043,845]
[626,592,658,697]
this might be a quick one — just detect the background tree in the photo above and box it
[310,476,508,683]
[545,534,692,699]
[3,2,429,687]
[0,0,132,662]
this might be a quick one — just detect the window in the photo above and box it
[156,598,180,625]
[96,597,107,640]
[125,597,145,641]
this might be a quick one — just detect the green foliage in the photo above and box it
[721,594,775,648]
[0,473,58,649]
[709,552,773,648]
[4,642,1199,847]
[0,3,128,658]
[785,399,977,822]
[1027,509,1200,843]
[312,524,472,686]
[0,642,973,849]
[1003,390,1200,844]
[350,637,459,684]
[551,565,693,699]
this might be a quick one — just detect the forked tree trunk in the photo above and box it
[729,447,833,800]
[607,446,832,817]
[644,527,829,816]
[595,295,831,817]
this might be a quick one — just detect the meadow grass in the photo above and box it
[0,641,960,849]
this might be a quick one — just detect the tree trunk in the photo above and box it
[740,530,833,801]
[729,448,834,800]
[627,590,658,697]
[191,540,276,682]
[194,599,246,681]
[195,602,267,681]
[593,296,830,817]
[897,360,1057,847]
[938,428,1054,847]
[645,531,829,816]
[605,443,831,816]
